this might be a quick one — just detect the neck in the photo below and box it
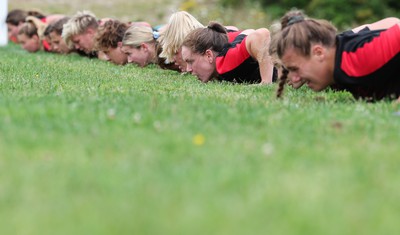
[325,46,336,84]
[148,43,158,63]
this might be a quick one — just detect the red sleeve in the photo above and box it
[42,40,51,51]
[341,24,400,77]
[216,36,250,74]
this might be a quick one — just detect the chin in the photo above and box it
[313,85,327,92]
[198,77,210,83]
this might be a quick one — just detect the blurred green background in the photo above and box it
[8,0,400,31]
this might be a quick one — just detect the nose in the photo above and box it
[74,44,80,50]
[290,73,302,83]
[186,64,192,73]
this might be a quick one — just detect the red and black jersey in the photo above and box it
[227,30,241,42]
[216,34,266,83]
[334,24,400,100]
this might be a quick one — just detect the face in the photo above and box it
[281,46,333,91]
[7,23,20,43]
[120,44,152,67]
[71,29,96,54]
[173,48,187,72]
[17,34,40,52]
[103,44,128,65]
[49,31,70,54]
[181,46,216,82]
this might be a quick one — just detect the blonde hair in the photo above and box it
[62,10,98,48]
[122,25,155,47]
[158,11,204,63]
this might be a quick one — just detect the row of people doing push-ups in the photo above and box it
[5,9,400,101]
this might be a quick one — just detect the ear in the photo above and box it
[117,41,123,48]
[205,49,214,64]
[312,45,325,61]
[86,28,96,35]
[32,34,40,41]
[141,43,148,51]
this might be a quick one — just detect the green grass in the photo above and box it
[1,44,400,235]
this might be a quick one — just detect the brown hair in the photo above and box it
[48,17,70,35]
[43,23,53,38]
[95,20,129,51]
[18,16,47,40]
[272,11,337,98]
[6,9,27,26]
[182,21,228,55]
[6,9,45,26]
[18,21,38,38]
[276,20,336,58]
[27,10,46,20]
[276,68,289,98]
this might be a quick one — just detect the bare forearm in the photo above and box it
[247,28,274,84]
[258,56,274,84]
[352,17,400,33]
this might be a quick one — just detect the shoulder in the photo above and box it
[244,28,271,47]
[336,28,386,53]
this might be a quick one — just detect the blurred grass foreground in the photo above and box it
[1,26,400,235]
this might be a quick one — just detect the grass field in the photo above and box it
[1,41,400,234]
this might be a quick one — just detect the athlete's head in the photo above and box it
[17,16,47,53]
[271,10,337,97]
[47,17,71,54]
[121,25,158,67]
[6,9,45,43]
[181,22,227,82]
[62,10,99,54]
[95,20,129,65]
[158,11,204,72]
